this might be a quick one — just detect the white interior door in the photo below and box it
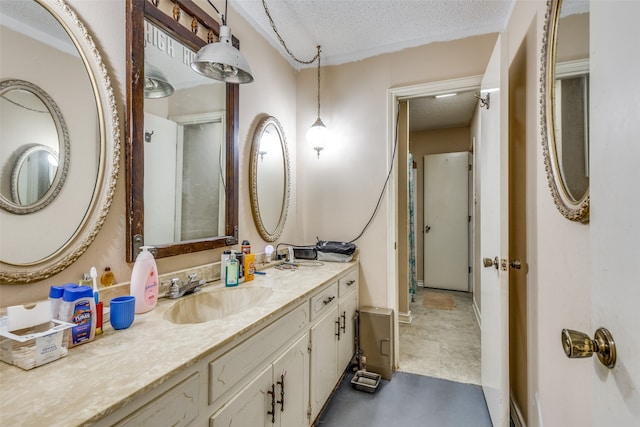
[478,34,509,426]
[423,152,469,291]
[590,3,640,424]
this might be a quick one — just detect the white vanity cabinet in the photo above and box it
[210,333,309,426]
[310,268,359,420]
[87,265,358,427]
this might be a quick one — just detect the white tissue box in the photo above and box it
[0,301,74,370]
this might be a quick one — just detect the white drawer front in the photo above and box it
[310,282,338,322]
[116,373,200,427]
[208,302,308,406]
[338,268,358,297]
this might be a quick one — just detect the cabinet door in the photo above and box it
[273,333,310,426]
[210,365,272,427]
[337,290,358,373]
[309,306,339,420]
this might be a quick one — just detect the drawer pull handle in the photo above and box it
[341,311,347,333]
[335,318,341,339]
[277,372,286,412]
[323,296,335,305]
[346,280,355,286]
[267,384,276,423]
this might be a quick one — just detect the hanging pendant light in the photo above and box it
[306,45,329,158]
[144,62,174,99]
[191,0,254,84]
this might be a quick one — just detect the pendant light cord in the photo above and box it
[261,1,323,119]
[315,45,321,119]
[261,0,320,65]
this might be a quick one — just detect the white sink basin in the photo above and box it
[164,286,273,324]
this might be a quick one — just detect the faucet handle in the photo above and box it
[168,278,180,298]
[188,273,198,282]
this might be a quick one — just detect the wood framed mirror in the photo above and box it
[541,0,590,222]
[126,0,239,262]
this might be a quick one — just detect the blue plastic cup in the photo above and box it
[110,296,136,330]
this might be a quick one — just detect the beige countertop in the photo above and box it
[0,260,357,426]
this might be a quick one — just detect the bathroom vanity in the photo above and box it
[0,261,358,426]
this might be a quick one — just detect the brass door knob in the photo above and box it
[483,257,499,269]
[561,328,617,368]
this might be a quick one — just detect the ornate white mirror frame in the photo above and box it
[540,0,590,222]
[0,0,120,284]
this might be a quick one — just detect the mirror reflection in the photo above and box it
[0,0,119,283]
[541,0,590,222]
[127,1,240,262]
[250,116,290,242]
[553,0,589,203]
[0,80,69,213]
[143,20,227,247]
[12,144,59,205]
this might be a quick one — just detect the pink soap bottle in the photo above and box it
[130,246,159,313]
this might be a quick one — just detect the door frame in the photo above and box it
[387,75,482,371]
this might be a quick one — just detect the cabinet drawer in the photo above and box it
[338,269,358,297]
[115,373,200,427]
[208,302,308,406]
[310,282,338,322]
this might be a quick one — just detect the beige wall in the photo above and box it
[409,127,470,284]
[296,34,497,308]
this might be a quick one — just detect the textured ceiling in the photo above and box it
[231,0,514,131]
[231,0,515,69]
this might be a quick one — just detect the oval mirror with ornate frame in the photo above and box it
[126,0,239,262]
[541,0,590,222]
[249,116,290,242]
[0,79,69,215]
[0,0,120,284]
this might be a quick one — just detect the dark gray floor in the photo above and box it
[316,371,493,427]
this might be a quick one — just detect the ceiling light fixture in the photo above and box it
[435,93,457,99]
[261,0,328,158]
[191,0,254,84]
[144,62,174,98]
[306,45,329,159]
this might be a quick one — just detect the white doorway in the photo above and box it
[423,152,469,292]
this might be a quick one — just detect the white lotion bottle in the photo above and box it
[130,246,159,313]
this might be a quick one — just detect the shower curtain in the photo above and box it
[408,154,417,301]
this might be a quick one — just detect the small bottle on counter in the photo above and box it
[244,253,255,282]
[100,267,115,287]
[48,283,77,320]
[241,240,251,254]
[220,250,231,282]
[78,273,92,288]
[59,285,96,347]
[225,253,239,287]
[130,246,159,314]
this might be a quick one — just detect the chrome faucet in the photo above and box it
[166,273,206,299]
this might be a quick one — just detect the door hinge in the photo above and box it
[468,164,473,171]
[468,215,471,223]
[308,334,312,353]
[469,266,472,274]
[307,403,312,420]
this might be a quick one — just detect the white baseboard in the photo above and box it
[510,396,526,427]
[472,298,481,328]
[398,311,413,324]
[417,280,424,287]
